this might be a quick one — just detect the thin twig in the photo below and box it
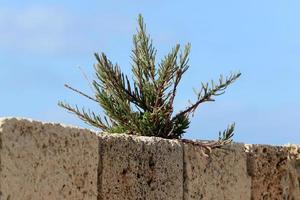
[64,84,98,103]
[181,139,224,151]
[78,66,95,92]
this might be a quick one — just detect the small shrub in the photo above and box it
[59,15,240,146]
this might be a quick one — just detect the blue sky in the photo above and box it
[1,0,300,144]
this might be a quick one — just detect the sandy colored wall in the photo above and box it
[0,118,299,200]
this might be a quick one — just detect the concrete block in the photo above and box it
[0,118,99,200]
[183,142,251,200]
[98,134,183,200]
[246,144,300,200]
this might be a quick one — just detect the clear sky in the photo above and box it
[1,0,299,145]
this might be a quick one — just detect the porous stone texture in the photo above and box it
[98,134,183,200]
[183,142,251,200]
[0,117,300,200]
[246,144,300,200]
[286,144,300,199]
[0,118,99,200]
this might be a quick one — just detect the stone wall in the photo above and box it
[0,118,299,200]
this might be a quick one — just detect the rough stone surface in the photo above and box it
[183,142,251,200]
[286,144,300,199]
[0,118,99,200]
[246,144,300,200]
[1,117,300,200]
[99,134,183,200]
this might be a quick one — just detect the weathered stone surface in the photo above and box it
[0,118,99,200]
[286,144,300,200]
[1,117,300,199]
[99,134,183,200]
[246,144,300,200]
[183,142,251,200]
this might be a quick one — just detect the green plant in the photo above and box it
[59,14,240,146]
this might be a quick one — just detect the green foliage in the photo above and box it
[59,14,241,144]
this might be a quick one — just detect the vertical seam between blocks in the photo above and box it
[182,141,186,200]
[246,151,254,200]
[97,136,104,200]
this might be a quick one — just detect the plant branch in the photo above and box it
[58,101,108,130]
[64,84,98,103]
[172,72,241,121]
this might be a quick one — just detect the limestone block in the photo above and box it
[285,144,300,199]
[246,144,300,200]
[98,134,183,200]
[0,118,99,200]
[183,142,251,200]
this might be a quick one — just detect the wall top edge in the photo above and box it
[0,116,299,147]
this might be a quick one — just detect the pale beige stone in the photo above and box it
[285,144,300,199]
[1,117,300,200]
[246,145,300,200]
[0,118,99,200]
[183,142,251,200]
[99,134,183,200]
